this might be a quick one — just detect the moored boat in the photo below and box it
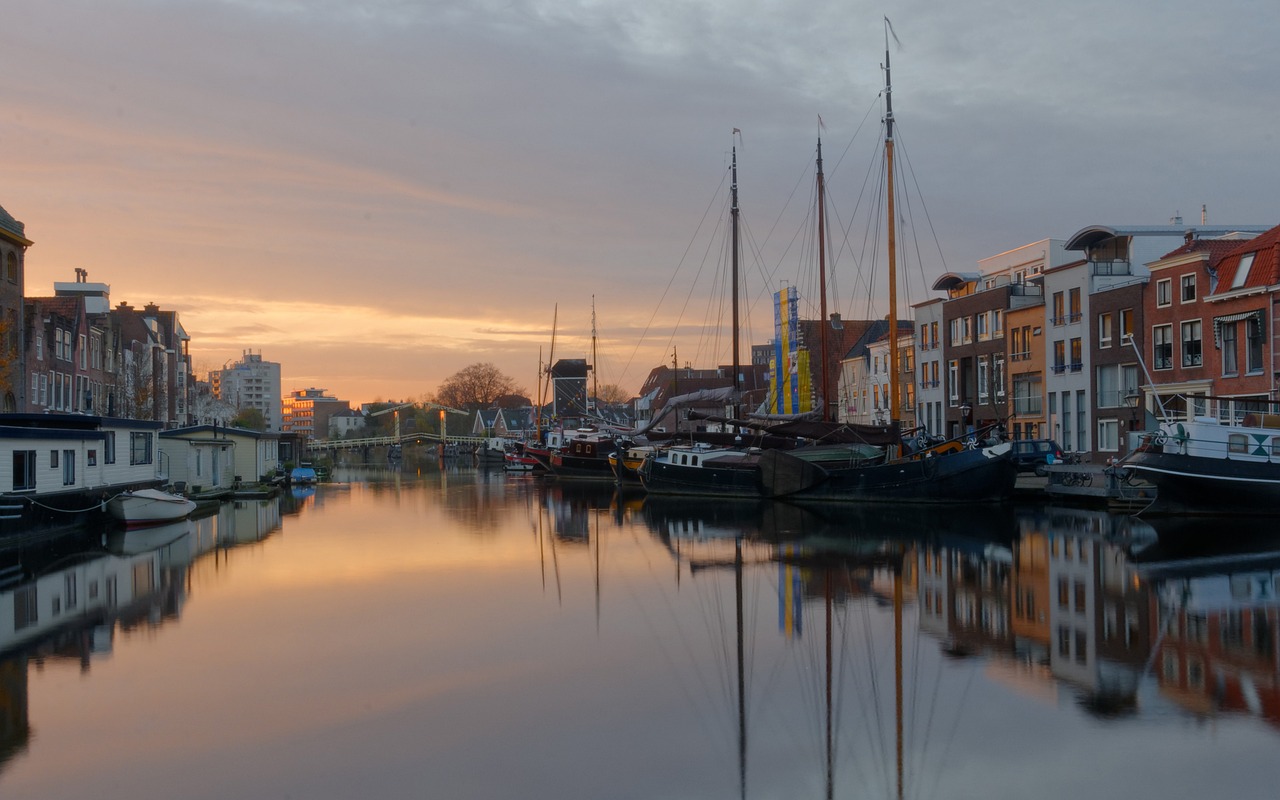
[107,488,197,527]
[547,431,623,480]
[504,451,539,471]
[1122,395,1280,515]
[609,444,655,484]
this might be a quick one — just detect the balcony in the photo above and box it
[1051,364,1067,375]
[1012,398,1043,416]
[1069,362,1083,373]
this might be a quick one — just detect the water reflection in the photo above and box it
[624,494,1280,796]
[0,497,285,774]
[0,476,1275,798]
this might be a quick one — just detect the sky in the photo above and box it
[4,0,1278,406]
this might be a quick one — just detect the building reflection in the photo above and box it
[633,497,1280,728]
[0,497,284,775]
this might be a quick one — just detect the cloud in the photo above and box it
[4,0,1278,402]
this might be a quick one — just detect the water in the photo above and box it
[1,465,1277,799]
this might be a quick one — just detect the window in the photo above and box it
[948,360,959,402]
[1098,419,1119,452]
[14,586,37,631]
[50,450,59,468]
[1231,253,1256,289]
[12,451,36,491]
[1181,320,1202,367]
[130,432,153,465]
[87,449,97,467]
[78,334,87,369]
[1156,279,1172,307]
[105,431,116,464]
[35,331,43,361]
[994,355,1006,398]
[62,450,75,486]
[1247,318,1264,373]
[993,309,1004,337]
[1069,338,1082,372]
[977,356,989,402]
[1119,308,1134,341]
[930,321,938,349]
[1153,325,1173,369]
[1062,391,1071,446]
[1228,434,1248,454]
[1098,313,1113,347]
[1181,274,1196,302]
[1221,322,1238,375]
[1053,340,1066,373]
[1068,288,1081,322]
[1052,292,1065,324]
[1077,390,1087,452]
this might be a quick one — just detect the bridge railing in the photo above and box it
[309,433,489,449]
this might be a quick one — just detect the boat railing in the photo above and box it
[1178,395,1280,427]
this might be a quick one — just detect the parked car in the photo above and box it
[1008,439,1065,475]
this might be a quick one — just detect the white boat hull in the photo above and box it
[108,489,197,526]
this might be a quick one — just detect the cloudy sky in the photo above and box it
[4,0,1277,404]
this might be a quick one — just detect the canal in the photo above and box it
[0,465,1276,799]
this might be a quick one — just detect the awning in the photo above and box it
[1212,309,1264,348]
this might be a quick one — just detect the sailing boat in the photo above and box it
[761,28,1017,503]
[636,139,801,498]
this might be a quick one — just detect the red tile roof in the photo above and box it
[1213,223,1280,294]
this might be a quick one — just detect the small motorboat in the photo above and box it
[505,452,539,472]
[107,488,197,527]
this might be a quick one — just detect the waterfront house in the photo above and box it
[1061,221,1270,460]
[0,414,165,533]
[160,424,282,492]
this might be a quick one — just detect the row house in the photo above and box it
[914,299,945,436]
[1,203,196,428]
[1041,259,1092,453]
[1143,225,1280,418]
[1059,223,1269,460]
[867,329,917,429]
[930,240,1065,440]
[22,277,194,426]
[981,240,1064,442]
[0,206,30,412]
[836,320,912,426]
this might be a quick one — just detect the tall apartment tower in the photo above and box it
[215,350,282,432]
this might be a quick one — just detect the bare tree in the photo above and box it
[436,363,526,410]
[596,383,631,405]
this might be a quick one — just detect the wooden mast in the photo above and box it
[884,24,902,429]
[817,136,831,422]
[731,139,742,425]
[591,296,599,415]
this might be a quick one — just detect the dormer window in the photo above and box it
[1231,253,1256,290]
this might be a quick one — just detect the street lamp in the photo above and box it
[960,402,972,435]
[1124,391,1141,430]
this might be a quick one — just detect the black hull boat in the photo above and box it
[764,443,1018,504]
[1123,398,1280,515]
